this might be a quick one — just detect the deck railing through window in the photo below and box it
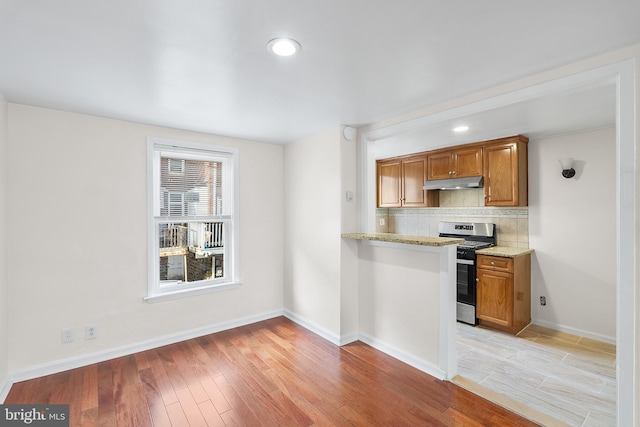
[159,225,188,249]
[160,222,223,251]
[205,222,224,248]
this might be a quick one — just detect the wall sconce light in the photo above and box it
[559,157,575,178]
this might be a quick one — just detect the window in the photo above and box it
[146,137,239,302]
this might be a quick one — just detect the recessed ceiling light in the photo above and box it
[453,125,469,133]
[267,38,301,57]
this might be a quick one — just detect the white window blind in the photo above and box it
[159,156,224,218]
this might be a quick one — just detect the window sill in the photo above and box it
[144,281,242,303]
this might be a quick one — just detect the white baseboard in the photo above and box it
[282,311,444,379]
[358,332,446,380]
[282,310,341,345]
[0,375,12,403]
[3,310,445,404]
[339,332,359,346]
[6,309,284,388]
[531,319,616,344]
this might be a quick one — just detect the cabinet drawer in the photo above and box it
[477,255,513,272]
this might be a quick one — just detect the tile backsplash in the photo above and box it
[376,206,529,248]
[438,188,485,207]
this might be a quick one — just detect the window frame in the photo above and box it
[146,137,241,303]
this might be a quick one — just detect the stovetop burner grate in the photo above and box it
[458,240,494,250]
[438,221,497,251]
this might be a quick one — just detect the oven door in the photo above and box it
[456,258,476,306]
[457,258,477,325]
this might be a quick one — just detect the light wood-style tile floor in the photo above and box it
[455,323,616,427]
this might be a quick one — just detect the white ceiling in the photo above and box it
[0,1,638,144]
[375,81,617,158]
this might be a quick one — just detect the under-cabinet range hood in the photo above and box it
[422,176,483,191]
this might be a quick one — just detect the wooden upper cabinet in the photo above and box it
[456,146,484,177]
[402,156,429,207]
[427,146,483,180]
[376,134,528,208]
[377,154,438,208]
[426,150,453,180]
[483,136,528,206]
[377,159,402,207]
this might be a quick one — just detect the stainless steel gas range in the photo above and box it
[438,221,497,325]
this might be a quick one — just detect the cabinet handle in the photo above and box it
[476,278,479,282]
[491,261,495,266]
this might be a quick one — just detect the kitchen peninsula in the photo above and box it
[341,232,462,246]
[342,232,462,380]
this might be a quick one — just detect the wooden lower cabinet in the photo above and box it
[476,254,531,334]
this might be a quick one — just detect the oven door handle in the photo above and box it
[456,259,474,266]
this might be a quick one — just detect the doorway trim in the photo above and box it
[358,58,636,426]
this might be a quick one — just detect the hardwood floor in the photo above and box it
[456,323,616,427]
[5,317,539,426]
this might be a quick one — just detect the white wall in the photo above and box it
[340,129,359,341]
[357,244,441,367]
[6,104,284,371]
[0,95,8,393]
[283,128,343,340]
[528,128,616,341]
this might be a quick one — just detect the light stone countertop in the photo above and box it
[341,233,463,247]
[476,246,534,258]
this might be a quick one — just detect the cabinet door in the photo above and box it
[377,160,401,207]
[484,142,519,206]
[402,156,428,207]
[454,146,483,178]
[427,151,453,180]
[477,268,513,327]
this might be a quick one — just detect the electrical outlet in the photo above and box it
[85,325,98,340]
[540,296,547,306]
[379,218,385,226]
[62,327,74,343]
